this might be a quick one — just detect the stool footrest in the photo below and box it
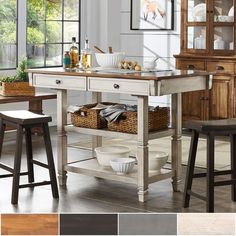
[32,160,49,169]
[214,179,236,187]
[19,181,52,189]
[187,190,207,201]
[0,163,13,173]
[193,170,233,178]
[0,172,29,179]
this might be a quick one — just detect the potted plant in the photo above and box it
[0,57,35,96]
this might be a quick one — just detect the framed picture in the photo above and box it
[131,0,174,30]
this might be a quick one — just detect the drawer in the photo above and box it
[176,60,205,70]
[88,77,150,95]
[33,74,87,90]
[206,61,235,74]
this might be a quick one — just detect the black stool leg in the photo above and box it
[183,130,199,208]
[42,123,59,198]
[25,127,34,183]
[206,133,215,212]
[230,134,236,201]
[0,119,6,158]
[11,125,23,204]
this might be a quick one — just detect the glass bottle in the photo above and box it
[63,51,71,70]
[81,36,92,69]
[70,37,79,70]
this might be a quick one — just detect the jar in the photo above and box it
[194,35,205,49]
[63,51,71,70]
[214,37,225,50]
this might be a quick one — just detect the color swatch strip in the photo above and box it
[0,213,235,235]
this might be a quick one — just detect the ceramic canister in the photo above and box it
[194,35,205,49]
[214,37,225,49]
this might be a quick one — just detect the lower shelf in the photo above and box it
[64,158,172,185]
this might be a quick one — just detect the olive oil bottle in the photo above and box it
[70,37,79,70]
[81,36,92,69]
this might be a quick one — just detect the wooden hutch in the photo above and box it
[175,0,236,123]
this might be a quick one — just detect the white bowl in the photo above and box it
[95,145,130,168]
[95,52,125,68]
[148,151,168,174]
[110,158,136,175]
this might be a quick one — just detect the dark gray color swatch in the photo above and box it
[119,214,177,235]
[60,214,118,235]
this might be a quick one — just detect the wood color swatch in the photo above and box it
[177,213,235,235]
[1,214,58,235]
[60,214,118,235]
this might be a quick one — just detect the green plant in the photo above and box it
[0,57,29,83]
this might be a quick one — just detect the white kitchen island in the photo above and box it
[28,67,212,202]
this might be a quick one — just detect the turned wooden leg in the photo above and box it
[171,93,182,192]
[137,96,149,202]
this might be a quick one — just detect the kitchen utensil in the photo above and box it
[108,46,113,53]
[94,46,105,53]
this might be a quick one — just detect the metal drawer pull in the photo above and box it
[216,66,224,70]
[187,65,195,70]
[56,80,61,84]
[113,84,120,89]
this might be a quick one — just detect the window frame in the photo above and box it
[26,0,81,68]
[0,0,81,71]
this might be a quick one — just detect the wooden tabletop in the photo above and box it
[27,67,212,81]
[0,92,56,104]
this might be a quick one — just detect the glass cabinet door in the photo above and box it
[213,27,234,50]
[187,26,207,49]
[188,0,207,22]
[213,0,234,51]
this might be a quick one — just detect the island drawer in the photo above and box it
[88,77,150,95]
[32,74,87,90]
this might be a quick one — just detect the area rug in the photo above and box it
[69,136,231,170]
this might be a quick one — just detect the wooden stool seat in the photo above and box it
[183,118,236,212]
[0,110,59,204]
[186,118,236,133]
[0,110,51,125]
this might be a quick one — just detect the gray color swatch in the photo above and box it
[119,214,177,235]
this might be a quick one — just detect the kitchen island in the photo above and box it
[28,67,212,202]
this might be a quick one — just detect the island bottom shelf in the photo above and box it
[64,158,172,185]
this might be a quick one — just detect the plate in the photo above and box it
[228,6,234,16]
[192,3,206,20]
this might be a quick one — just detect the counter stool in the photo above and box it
[0,110,59,204]
[183,118,236,212]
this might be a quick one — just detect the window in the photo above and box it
[0,0,17,69]
[27,0,80,68]
[0,0,80,70]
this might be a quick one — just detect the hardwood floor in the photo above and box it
[0,127,235,213]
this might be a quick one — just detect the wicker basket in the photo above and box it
[71,102,115,129]
[108,107,170,134]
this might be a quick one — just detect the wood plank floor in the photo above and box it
[0,127,235,213]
